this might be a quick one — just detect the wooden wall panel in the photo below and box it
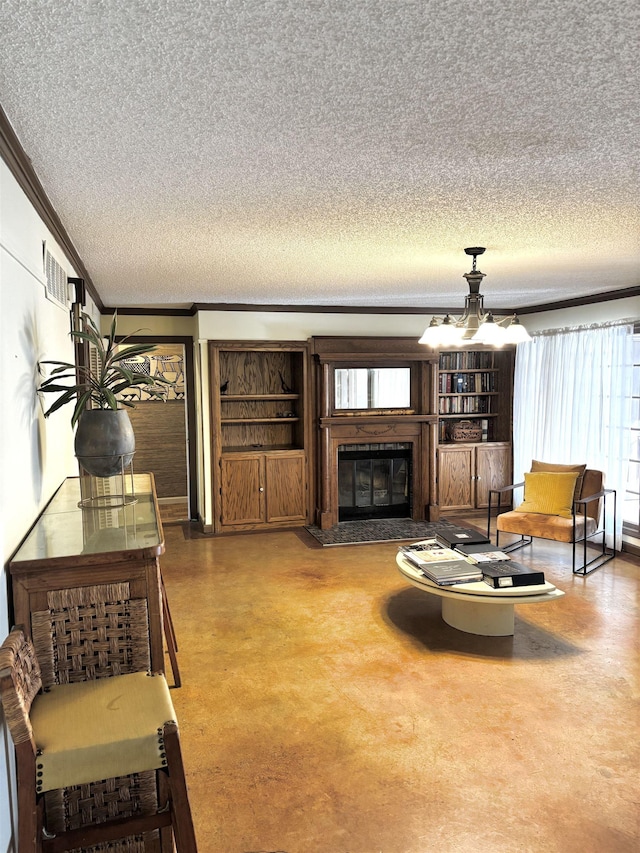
[127,400,187,498]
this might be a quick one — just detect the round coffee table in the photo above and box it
[396,553,564,636]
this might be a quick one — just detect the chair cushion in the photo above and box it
[514,471,579,519]
[531,459,586,502]
[497,511,597,543]
[30,671,176,793]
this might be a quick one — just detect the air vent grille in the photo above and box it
[44,246,70,308]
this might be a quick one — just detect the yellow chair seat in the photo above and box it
[497,510,596,544]
[31,670,175,793]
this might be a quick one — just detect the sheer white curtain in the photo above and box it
[513,322,634,544]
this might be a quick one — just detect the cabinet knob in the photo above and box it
[259,487,265,492]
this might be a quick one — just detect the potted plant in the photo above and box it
[39,311,173,477]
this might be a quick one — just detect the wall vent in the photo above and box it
[43,242,71,309]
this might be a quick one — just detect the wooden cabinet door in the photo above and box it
[438,445,473,510]
[220,456,264,526]
[475,444,512,507]
[265,453,307,523]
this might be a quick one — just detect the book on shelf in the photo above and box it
[435,527,491,548]
[481,561,545,588]
[398,541,483,586]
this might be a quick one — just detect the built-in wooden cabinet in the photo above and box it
[209,342,311,532]
[208,338,515,531]
[220,451,307,526]
[438,442,512,511]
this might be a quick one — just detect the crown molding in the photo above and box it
[111,287,639,316]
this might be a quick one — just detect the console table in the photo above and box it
[9,473,169,683]
[396,553,564,636]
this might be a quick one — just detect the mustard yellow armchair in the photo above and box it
[487,464,616,575]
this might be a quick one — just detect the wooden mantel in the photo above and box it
[310,336,440,529]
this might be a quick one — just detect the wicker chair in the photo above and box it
[0,626,197,853]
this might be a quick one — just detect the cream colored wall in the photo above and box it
[195,309,428,341]
[102,313,197,337]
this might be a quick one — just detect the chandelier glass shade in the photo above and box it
[418,248,531,348]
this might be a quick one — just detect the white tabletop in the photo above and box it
[396,553,564,604]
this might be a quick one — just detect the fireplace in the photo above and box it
[338,443,412,521]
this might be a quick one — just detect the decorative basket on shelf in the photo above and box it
[448,420,483,442]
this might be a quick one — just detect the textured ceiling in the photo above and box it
[1,0,638,310]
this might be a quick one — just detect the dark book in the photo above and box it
[453,541,503,556]
[481,561,545,588]
[435,527,490,548]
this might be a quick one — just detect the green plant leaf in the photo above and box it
[37,311,172,422]
[102,388,118,410]
[71,390,93,426]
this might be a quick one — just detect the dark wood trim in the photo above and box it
[0,104,103,311]
[513,285,640,315]
[110,286,640,317]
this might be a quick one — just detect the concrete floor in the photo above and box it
[160,520,639,853]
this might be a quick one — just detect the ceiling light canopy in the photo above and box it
[418,248,531,348]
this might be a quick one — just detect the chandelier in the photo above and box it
[418,247,531,347]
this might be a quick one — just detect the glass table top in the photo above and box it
[11,474,164,566]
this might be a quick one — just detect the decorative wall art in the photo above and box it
[118,345,186,402]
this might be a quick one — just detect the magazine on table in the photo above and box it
[399,539,463,563]
[398,540,483,586]
[463,550,511,564]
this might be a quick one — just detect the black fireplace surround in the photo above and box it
[337,443,412,521]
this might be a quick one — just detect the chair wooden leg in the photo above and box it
[16,746,41,853]
[162,722,197,853]
[161,574,182,688]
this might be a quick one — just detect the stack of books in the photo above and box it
[400,530,547,589]
[398,540,483,586]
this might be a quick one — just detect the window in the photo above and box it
[623,332,640,535]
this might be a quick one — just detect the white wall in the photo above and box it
[0,160,92,851]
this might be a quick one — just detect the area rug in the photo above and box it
[304,517,458,546]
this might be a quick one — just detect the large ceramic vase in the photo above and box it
[74,409,135,477]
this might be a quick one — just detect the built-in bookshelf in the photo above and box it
[437,349,513,444]
[217,347,306,451]
[209,342,311,532]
